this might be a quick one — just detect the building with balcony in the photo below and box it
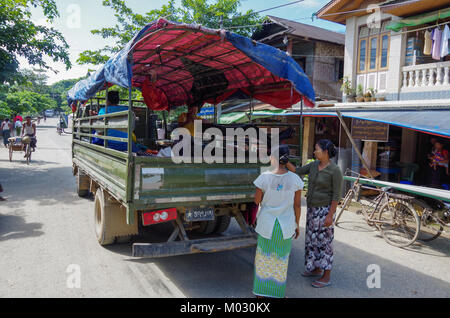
[317,0,450,102]
[298,0,450,189]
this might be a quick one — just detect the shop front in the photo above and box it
[298,107,450,191]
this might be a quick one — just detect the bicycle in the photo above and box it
[8,136,32,165]
[23,141,32,165]
[411,197,449,242]
[335,170,420,248]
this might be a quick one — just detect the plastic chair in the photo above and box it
[396,162,419,184]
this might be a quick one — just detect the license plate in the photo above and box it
[185,207,215,222]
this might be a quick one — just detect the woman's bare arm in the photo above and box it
[294,190,302,239]
[254,187,264,205]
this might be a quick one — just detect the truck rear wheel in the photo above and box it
[94,188,138,246]
[76,171,90,198]
[214,215,231,234]
[195,219,217,235]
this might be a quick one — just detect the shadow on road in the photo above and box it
[119,235,450,298]
[36,125,55,129]
[0,213,44,241]
[98,217,450,298]
[402,237,450,257]
[0,166,77,208]
[0,159,60,166]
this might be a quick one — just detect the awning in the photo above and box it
[386,7,450,32]
[345,176,450,203]
[277,109,450,138]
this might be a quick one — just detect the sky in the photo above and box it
[21,0,345,84]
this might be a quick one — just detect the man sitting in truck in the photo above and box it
[178,104,207,136]
[92,91,139,152]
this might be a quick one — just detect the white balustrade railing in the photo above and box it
[402,61,450,89]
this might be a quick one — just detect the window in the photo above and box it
[369,36,378,70]
[358,39,367,72]
[380,34,389,69]
[335,58,344,81]
[357,21,390,73]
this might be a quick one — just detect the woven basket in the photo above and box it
[10,144,23,151]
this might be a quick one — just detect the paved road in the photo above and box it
[0,119,449,298]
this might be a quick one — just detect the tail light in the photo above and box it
[142,208,177,226]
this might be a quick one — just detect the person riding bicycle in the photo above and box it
[57,114,67,133]
[22,116,37,154]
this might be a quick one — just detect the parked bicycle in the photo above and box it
[335,170,420,248]
[411,197,449,242]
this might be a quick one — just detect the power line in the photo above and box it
[229,0,424,30]
[227,0,305,21]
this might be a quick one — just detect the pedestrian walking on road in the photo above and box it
[14,115,23,137]
[252,145,303,298]
[287,139,343,288]
[1,118,12,147]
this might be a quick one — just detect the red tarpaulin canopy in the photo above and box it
[67,19,315,111]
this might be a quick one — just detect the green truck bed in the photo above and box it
[72,105,266,257]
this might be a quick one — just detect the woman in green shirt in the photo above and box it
[287,139,343,288]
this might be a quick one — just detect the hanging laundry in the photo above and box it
[424,30,432,55]
[440,24,450,58]
[432,27,443,60]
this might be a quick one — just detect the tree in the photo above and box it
[0,0,71,84]
[0,90,57,116]
[78,0,263,65]
[0,68,86,118]
[10,68,50,94]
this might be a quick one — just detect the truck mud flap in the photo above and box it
[132,234,257,258]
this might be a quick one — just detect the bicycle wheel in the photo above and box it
[335,189,354,225]
[378,200,420,248]
[419,212,444,242]
[25,144,31,165]
[9,145,12,162]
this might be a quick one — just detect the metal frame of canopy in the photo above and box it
[67,19,315,111]
[344,176,450,203]
[333,110,450,203]
[240,106,450,201]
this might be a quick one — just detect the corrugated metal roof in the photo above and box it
[264,15,345,45]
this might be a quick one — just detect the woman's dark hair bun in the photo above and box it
[317,139,337,158]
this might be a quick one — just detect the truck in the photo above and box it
[72,100,265,257]
[68,19,315,258]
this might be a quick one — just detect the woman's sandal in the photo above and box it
[311,280,332,288]
[301,270,323,277]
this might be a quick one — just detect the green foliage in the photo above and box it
[0,68,86,118]
[78,0,263,65]
[0,0,71,84]
[1,90,56,116]
[302,158,316,192]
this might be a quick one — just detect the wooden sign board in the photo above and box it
[351,119,389,142]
